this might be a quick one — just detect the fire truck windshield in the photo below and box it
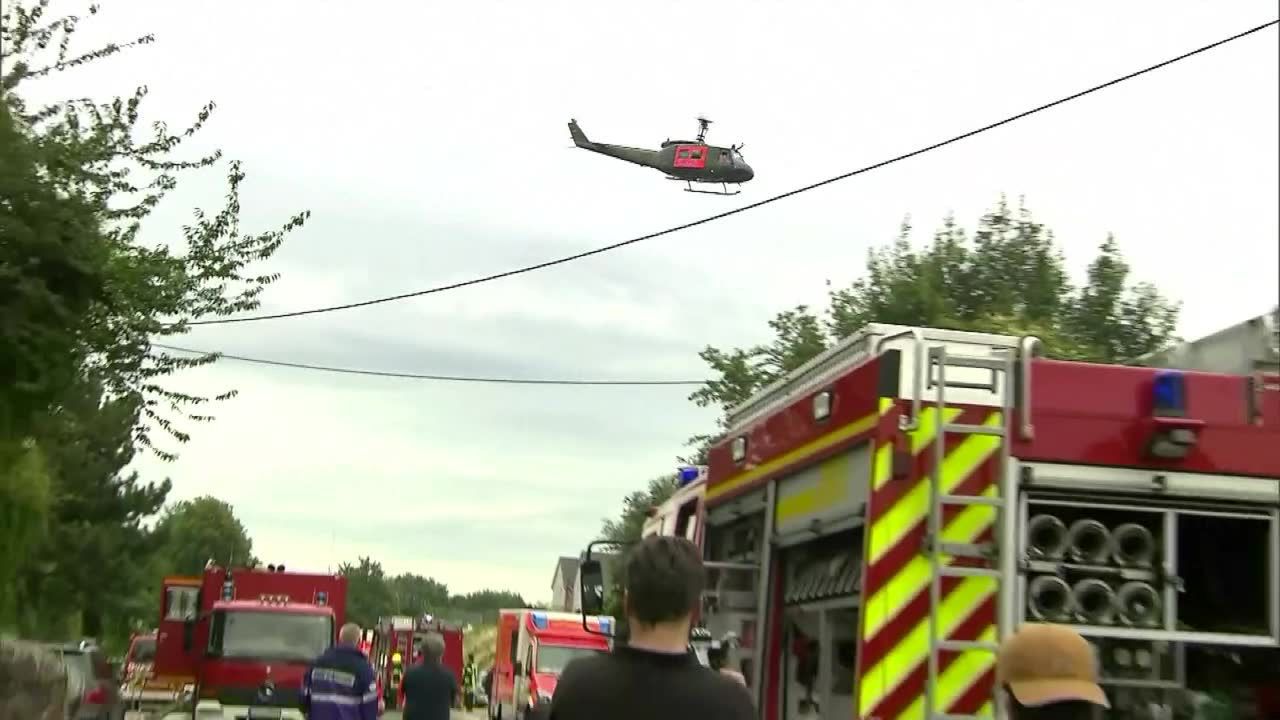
[536,644,604,675]
[208,610,332,663]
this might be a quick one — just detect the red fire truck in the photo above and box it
[491,609,613,720]
[153,562,347,720]
[634,324,1279,720]
[369,615,464,710]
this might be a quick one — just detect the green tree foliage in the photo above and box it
[1,1,310,460]
[0,440,50,629]
[387,573,451,616]
[339,557,396,629]
[152,497,256,576]
[690,196,1181,420]
[16,376,169,640]
[338,558,526,628]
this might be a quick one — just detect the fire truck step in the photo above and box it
[943,422,1006,436]
[937,541,994,558]
[937,565,1002,579]
[939,493,1004,507]
[935,354,1010,372]
[937,639,1000,653]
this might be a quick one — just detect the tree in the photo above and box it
[339,557,395,629]
[388,573,451,616]
[2,1,311,460]
[152,497,255,576]
[689,196,1181,423]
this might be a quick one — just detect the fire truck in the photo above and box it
[629,323,1280,719]
[153,562,347,720]
[120,630,184,717]
[642,465,707,543]
[368,614,464,710]
[491,609,613,720]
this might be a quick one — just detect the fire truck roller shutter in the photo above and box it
[857,402,1006,720]
[773,442,872,537]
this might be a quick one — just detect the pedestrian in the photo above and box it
[548,535,755,720]
[399,632,457,720]
[997,622,1110,719]
[302,622,379,720]
[462,652,477,710]
[0,638,75,720]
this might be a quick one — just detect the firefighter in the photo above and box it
[303,623,379,720]
[461,653,477,710]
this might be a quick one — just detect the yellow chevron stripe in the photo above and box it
[706,409,880,501]
[896,625,998,720]
[861,484,997,640]
[871,406,964,492]
[858,576,997,715]
[866,412,1004,567]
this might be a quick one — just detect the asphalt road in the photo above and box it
[383,709,487,720]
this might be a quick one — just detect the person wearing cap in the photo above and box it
[997,623,1110,719]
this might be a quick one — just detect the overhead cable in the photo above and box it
[151,343,709,386]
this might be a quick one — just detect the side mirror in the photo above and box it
[513,661,523,676]
[579,559,606,615]
[182,620,194,651]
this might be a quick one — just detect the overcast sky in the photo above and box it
[19,2,1278,603]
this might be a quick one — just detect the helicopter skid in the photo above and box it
[669,177,741,196]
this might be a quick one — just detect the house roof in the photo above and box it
[552,556,580,589]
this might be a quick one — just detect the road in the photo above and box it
[383,709,487,720]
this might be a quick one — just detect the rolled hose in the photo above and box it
[1027,575,1073,621]
[1115,581,1162,627]
[1111,523,1156,567]
[1072,578,1117,625]
[1066,519,1112,565]
[1026,515,1069,560]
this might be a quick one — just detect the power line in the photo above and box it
[151,343,709,386]
[187,19,1278,327]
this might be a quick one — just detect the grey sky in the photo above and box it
[21,2,1277,602]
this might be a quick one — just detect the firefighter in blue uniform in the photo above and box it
[303,622,380,720]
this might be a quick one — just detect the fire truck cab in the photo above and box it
[491,609,613,720]
[674,323,1279,720]
[153,562,347,720]
[642,465,708,543]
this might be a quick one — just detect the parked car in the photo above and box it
[50,641,125,720]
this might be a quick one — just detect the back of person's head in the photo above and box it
[997,623,1109,720]
[0,638,72,720]
[338,622,362,646]
[623,535,705,627]
[421,633,446,663]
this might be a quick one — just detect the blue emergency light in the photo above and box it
[532,612,549,630]
[1152,370,1187,416]
[598,617,612,635]
[315,591,328,606]
[677,466,700,486]
[221,580,234,601]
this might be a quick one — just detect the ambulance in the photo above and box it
[490,609,613,720]
[638,323,1280,719]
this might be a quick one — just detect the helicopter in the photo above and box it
[567,116,753,195]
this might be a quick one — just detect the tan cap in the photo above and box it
[997,623,1109,708]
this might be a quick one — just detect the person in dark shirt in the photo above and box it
[548,535,755,720]
[398,632,456,720]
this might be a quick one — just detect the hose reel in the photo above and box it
[1026,515,1069,560]
[1066,519,1112,565]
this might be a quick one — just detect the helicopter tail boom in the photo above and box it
[568,119,595,149]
